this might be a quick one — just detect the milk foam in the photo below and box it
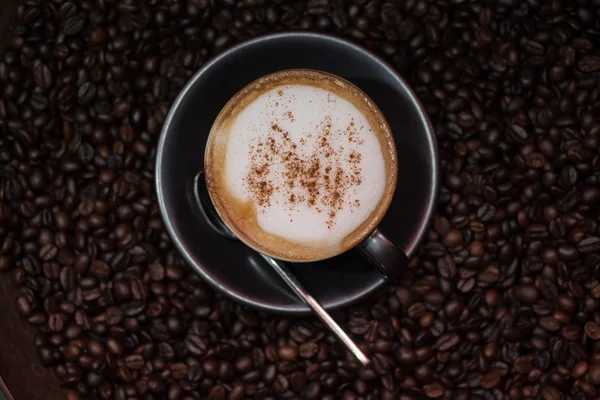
[221,84,387,248]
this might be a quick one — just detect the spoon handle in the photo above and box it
[259,254,370,366]
[193,171,369,366]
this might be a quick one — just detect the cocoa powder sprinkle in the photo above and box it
[245,114,364,228]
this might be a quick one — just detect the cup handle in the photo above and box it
[358,228,408,282]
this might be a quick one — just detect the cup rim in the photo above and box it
[156,31,439,312]
[203,68,399,263]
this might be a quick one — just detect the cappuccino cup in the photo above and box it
[204,69,405,271]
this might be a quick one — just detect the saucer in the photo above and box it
[156,32,438,314]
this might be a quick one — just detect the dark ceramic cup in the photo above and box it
[156,32,438,314]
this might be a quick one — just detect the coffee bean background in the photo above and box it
[2,0,600,399]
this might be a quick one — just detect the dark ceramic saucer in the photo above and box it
[156,32,438,314]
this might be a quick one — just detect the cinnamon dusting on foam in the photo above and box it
[246,110,364,229]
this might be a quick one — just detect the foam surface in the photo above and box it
[220,83,387,249]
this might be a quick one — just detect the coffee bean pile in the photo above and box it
[2,0,600,399]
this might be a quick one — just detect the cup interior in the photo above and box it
[156,33,438,313]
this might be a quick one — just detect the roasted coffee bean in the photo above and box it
[435,333,459,351]
[105,307,123,326]
[169,362,188,380]
[105,337,123,356]
[515,284,539,304]
[0,255,13,272]
[77,82,96,105]
[90,260,109,279]
[184,334,207,356]
[63,16,85,36]
[298,342,318,359]
[588,365,600,385]
[578,55,600,72]
[32,62,52,89]
[348,317,369,335]
[87,340,104,358]
[59,267,75,291]
[112,280,131,302]
[585,322,600,340]
[277,345,298,361]
[578,237,600,254]
[124,354,144,370]
[423,382,444,398]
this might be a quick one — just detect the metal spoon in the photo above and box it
[193,172,370,366]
